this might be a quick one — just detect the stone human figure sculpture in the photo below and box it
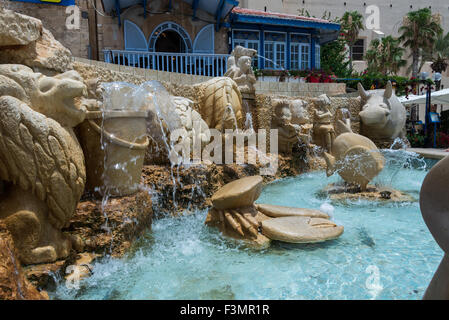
[420,155,449,300]
[272,99,309,153]
[313,94,336,151]
[224,46,257,95]
[170,96,211,156]
[0,64,87,264]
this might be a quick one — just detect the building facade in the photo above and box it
[241,0,449,76]
[3,0,340,76]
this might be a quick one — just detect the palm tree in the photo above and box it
[365,36,406,75]
[425,32,449,74]
[340,11,365,70]
[398,8,443,77]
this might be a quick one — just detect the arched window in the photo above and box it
[124,20,147,51]
[193,24,214,54]
[148,22,193,53]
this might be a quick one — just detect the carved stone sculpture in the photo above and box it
[205,176,343,247]
[0,64,86,264]
[0,28,73,74]
[86,78,103,100]
[0,8,42,46]
[224,46,257,96]
[194,77,243,132]
[171,96,211,148]
[420,155,449,300]
[324,120,385,191]
[288,98,310,125]
[358,81,406,141]
[271,99,309,153]
[313,94,336,151]
[78,81,151,197]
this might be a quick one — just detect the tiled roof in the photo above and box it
[231,7,338,25]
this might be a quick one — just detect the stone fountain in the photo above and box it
[0,7,430,300]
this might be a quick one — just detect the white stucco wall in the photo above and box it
[242,0,449,77]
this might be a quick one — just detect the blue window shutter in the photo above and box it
[193,24,214,53]
[124,20,147,51]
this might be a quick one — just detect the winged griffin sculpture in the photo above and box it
[0,64,86,264]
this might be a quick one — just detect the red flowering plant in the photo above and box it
[306,69,320,83]
[320,71,337,83]
[304,69,336,83]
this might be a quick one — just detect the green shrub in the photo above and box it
[407,133,426,147]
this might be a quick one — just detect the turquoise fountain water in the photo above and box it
[50,151,442,300]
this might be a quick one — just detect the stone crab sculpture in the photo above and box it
[420,155,449,299]
[0,64,86,264]
[358,81,406,142]
[324,120,385,191]
[205,176,343,248]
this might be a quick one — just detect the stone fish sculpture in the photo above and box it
[205,176,343,247]
[420,155,449,300]
[324,120,385,191]
[0,64,86,264]
[358,81,406,141]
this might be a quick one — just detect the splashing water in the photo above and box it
[319,202,335,217]
[257,55,286,72]
[49,150,442,300]
[242,100,254,133]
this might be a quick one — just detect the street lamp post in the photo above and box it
[419,72,431,143]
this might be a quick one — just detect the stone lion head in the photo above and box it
[0,64,87,127]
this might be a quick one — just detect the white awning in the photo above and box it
[398,88,449,105]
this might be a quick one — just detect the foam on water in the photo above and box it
[50,151,443,300]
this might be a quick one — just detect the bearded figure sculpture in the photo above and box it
[0,64,86,264]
